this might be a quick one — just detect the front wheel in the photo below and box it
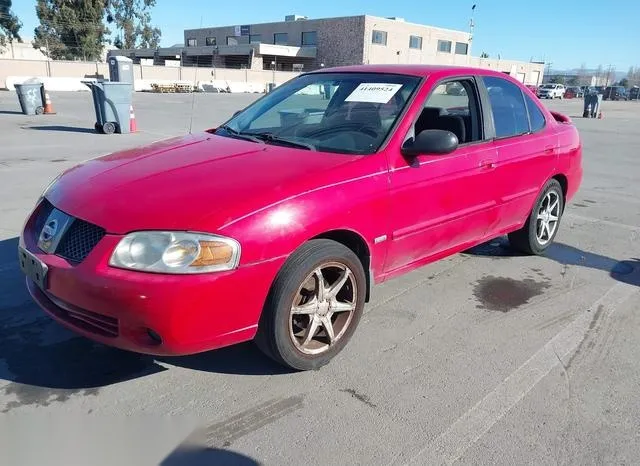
[255,239,366,371]
[508,179,564,255]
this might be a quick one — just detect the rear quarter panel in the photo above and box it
[554,122,582,203]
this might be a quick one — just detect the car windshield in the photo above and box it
[217,72,421,155]
[541,84,554,89]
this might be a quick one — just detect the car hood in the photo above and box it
[47,132,358,234]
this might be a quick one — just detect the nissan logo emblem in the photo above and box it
[41,219,58,242]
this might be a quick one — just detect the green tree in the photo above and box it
[618,78,629,88]
[0,0,22,48]
[33,0,109,60]
[106,0,161,49]
[480,51,489,58]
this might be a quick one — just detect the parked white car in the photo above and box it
[537,83,566,99]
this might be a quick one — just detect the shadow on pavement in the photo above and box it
[160,342,295,377]
[25,125,96,134]
[0,110,24,115]
[0,237,166,412]
[465,237,639,286]
[161,445,261,466]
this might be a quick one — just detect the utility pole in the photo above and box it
[545,61,553,82]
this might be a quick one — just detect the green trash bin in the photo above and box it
[83,81,133,134]
[14,82,45,115]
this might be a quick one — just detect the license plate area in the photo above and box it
[18,246,49,290]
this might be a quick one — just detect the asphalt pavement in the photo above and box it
[0,91,639,466]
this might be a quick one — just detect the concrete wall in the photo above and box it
[0,58,299,91]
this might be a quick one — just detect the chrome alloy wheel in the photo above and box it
[289,262,357,355]
[536,190,560,245]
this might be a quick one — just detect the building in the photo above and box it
[110,14,545,85]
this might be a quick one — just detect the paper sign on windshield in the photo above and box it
[345,83,403,104]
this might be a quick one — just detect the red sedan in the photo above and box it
[18,65,582,370]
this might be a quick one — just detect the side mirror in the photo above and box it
[401,129,459,157]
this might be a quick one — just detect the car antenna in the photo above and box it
[188,16,204,135]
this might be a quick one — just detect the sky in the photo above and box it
[11,0,640,72]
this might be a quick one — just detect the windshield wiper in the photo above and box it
[249,132,317,151]
[217,125,264,144]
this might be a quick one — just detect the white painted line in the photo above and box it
[400,281,639,466]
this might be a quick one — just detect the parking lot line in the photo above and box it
[399,281,639,466]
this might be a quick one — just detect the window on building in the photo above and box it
[409,35,422,50]
[227,36,239,46]
[483,76,530,138]
[301,31,317,46]
[250,34,262,44]
[372,30,387,45]
[455,42,469,55]
[205,37,216,46]
[274,33,288,45]
[524,93,546,132]
[187,38,197,47]
[437,40,452,53]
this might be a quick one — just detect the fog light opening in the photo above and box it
[146,328,163,345]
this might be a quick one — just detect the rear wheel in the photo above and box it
[35,106,44,115]
[255,239,366,371]
[102,121,116,134]
[508,179,564,255]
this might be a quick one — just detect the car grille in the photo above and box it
[56,219,106,263]
[33,199,106,264]
[33,198,54,235]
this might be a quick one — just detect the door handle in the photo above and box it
[544,145,555,153]
[480,161,497,169]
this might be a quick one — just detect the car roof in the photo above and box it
[307,64,524,80]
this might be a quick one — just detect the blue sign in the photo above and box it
[240,25,250,36]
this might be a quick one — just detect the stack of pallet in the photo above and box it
[151,83,176,93]
[174,83,195,93]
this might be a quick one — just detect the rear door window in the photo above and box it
[483,76,530,138]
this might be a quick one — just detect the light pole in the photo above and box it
[271,60,276,84]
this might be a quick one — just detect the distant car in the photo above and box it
[564,87,584,99]
[19,64,583,370]
[629,87,640,100]
[603,86,627,101]
[537,83,565,99]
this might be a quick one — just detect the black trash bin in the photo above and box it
[14,82,45,115]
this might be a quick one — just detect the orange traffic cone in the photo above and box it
[129,105,137,132]
[43,92,56,114]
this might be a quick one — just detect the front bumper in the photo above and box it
[20,204,285,356]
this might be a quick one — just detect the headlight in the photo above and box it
[109,231,241,274]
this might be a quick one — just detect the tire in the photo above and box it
[35,106,44,115]
[94,122,104,134]
[255,239,366,371]
[102,121,116,134]
[508,179,564,255]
